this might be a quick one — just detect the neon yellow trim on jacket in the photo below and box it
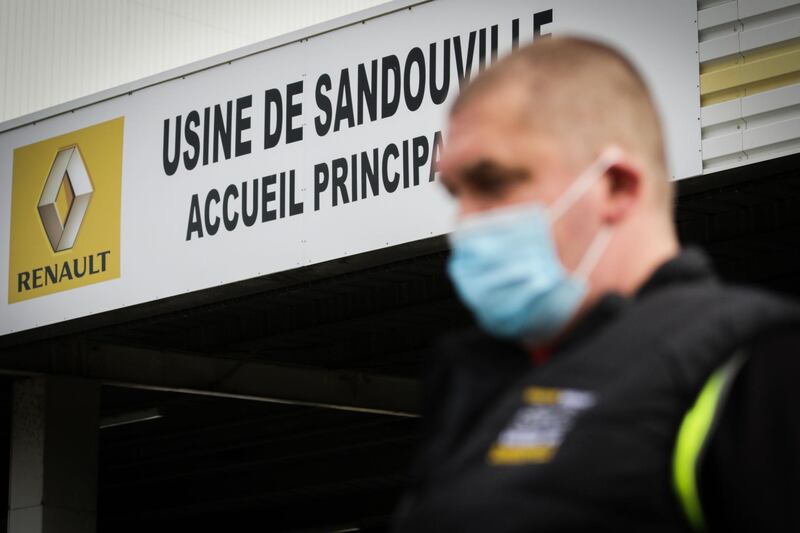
[673,355,744,531]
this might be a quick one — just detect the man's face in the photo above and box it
[438,86,604,273]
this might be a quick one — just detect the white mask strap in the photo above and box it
[574,226,613,280]
[547,147,622,222]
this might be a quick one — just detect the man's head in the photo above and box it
[439,36,679,337]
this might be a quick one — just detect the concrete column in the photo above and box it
[8,376,100,533]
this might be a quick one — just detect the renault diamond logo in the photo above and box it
[38,146,93,252]
[8,117,122,303]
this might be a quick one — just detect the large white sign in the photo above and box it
[0,0,700,336]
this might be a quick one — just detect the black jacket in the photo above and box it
[392,248,800,532]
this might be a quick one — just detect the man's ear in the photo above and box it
[601,158,642,224]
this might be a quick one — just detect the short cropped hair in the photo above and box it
[452,36,673,209]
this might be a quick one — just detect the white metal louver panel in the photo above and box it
[698,0,800,172]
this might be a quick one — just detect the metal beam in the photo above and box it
[0,342,420,417]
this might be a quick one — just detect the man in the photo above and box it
[391,37,800,532]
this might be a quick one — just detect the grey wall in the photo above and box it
[0,0,388,123]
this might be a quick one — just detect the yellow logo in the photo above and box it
[7,117,123,303]
[487,387,596,466]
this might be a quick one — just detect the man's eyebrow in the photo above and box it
[462,160,530,188]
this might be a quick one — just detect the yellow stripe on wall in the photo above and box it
[701,38,800,106]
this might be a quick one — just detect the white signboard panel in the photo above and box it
[0,0,700,336]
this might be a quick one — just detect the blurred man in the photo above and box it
[392,36,800,532]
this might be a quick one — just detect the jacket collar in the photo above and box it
[541,247,718,356]
[635,246,717,298]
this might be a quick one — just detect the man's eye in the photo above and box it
[473,176,510,195]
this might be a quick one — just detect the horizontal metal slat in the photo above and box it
[699,1,738,30]
[699,31,741,62]
[702,130,745,159]
[702,82,800,128]
[737,0,800,20]
[741,82,800,115]
[743,116,800,149]
[740,15,800,51]
[701,98,741,127]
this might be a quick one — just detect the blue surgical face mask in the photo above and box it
[446,150,619,344]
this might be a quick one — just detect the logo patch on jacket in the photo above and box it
[488,387,596,465]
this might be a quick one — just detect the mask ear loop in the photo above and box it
[547,146,623,223]
[547,146,622,281]
[574,226,613,281]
